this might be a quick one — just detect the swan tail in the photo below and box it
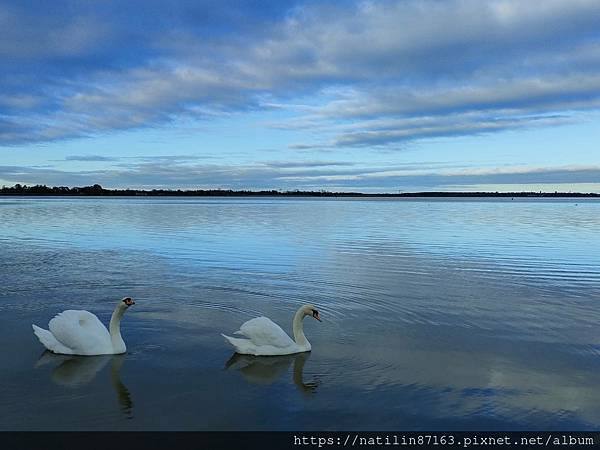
[221,333,255,355]
[221,333,239,346]
[32,324,73,355]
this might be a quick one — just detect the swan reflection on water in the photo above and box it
[35,352,133,417]
[225,351,320,394]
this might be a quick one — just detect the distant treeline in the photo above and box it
[1,183,599,198]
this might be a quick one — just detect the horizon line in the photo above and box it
[1,183,599,198]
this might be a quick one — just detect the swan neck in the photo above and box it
[109,305,126,352]
[292,309,309,348]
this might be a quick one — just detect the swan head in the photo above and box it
[121,297,135,308]
[302,304,321,322]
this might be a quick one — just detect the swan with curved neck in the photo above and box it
[222,304,321,356]
[32,297,135,355]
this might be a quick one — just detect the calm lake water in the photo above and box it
[1,196,600,431]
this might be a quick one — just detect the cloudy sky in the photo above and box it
[1,0,600,192]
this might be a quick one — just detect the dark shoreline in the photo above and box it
[1,184,599,198]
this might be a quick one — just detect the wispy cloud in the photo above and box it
[2,160,599,192]
[263,160,356,169]
[285,113,578,149]
[1,0,600,148]
[65,155,118,162]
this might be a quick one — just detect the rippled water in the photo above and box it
[1,196,600,430]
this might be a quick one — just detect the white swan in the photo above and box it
[32,297,135,355]
[222,304,321,356]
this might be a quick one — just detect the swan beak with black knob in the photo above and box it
[312,309,321,322]
[122,297,136,307]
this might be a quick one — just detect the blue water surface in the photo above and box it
[1,196,599,430]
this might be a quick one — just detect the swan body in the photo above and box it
[222,304,321,356]
[32,297,135,356]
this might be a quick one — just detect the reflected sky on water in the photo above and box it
[1,197,600,430]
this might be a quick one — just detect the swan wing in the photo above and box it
[236,316,295,348]
[32,325,75,355]
[48,310,111,355]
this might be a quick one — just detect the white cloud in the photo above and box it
[2,161,599,192]
[1,0,600,149]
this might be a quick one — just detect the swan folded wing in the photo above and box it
[236,317,295,348]
[48,310,111,355]
[32,325,75,355]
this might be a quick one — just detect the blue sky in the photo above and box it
[1,0,600,192]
